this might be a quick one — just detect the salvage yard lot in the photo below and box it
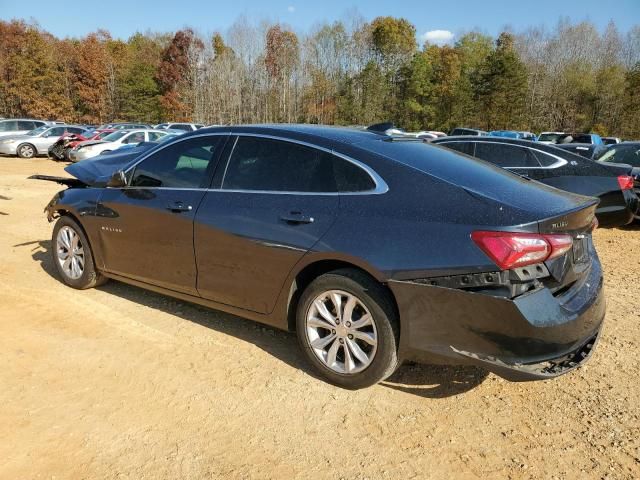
[1,157,639,479]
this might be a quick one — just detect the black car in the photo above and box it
[432,136,638,228]
[596,142,640,218]
[554,143,607,159]
[35,125,606,389]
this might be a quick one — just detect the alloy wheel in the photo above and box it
[305,289,378,374]
[19,145,34,158]
[56,226,85,280]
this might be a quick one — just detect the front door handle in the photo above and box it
[280,211,314,224]
[166,201,192,213]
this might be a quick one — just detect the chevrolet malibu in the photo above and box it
[35,125,606,389]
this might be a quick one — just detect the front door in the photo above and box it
[96,134,227,294]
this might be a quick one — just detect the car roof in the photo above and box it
[190,124,389,146]
[0,118,47,122]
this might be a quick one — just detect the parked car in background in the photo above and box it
[432,136,638,227]
[596,143,640,214]
[537,131,565,144]
[602,137,622,145]
[554,143,607,160]
[97,123,152,130]
[35,125,606,389]
[0,125,90,158]
[488,130,536,140]
[102,131,185,156]
[156,122,204,132]
[48,129,115,161]
[0,119,49,138]
[449,127,486,136]
[68,129,170,162]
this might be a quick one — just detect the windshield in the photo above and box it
[26,125,49,136]
[597,145,640,166]
[101,131,128,142]
[538,133,563,142]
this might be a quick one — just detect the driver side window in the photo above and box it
[130,136,222,188]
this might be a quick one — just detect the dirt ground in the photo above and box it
[0,157,639,480]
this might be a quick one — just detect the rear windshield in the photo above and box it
[353,139,591,215]
[538,133,563,142]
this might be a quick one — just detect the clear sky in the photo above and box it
[2,0,639,41]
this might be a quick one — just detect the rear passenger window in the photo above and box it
[223,137,337,192]
[474,143,541,168]
[0,121,18,132]
[222,137,377,193]
[18,121,34,130]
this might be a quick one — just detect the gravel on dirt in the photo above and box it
[1,157,639,479]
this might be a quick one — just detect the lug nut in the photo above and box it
[339,338,344,344]
[346,322,351,327]
[348,334,354,339]
[332,329,336,334]
[335,320,340,324]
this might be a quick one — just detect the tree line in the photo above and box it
[1,16,639,137]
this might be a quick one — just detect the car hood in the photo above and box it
[64,150,141,186]
[76,139,108,148]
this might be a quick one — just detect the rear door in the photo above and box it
[96,135,226,294]
[194,135,339,314]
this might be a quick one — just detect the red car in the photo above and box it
[48,129,115,161]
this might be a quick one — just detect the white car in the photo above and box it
[0,124,89,158]
[0,118,50,138]
[155,122,204,132]
[68,129,170,162]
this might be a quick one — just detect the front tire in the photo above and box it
[296,269,399,389]
[17,143,36,158]
[52,216,107,289]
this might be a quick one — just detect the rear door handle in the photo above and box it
[166,201,192,213]
[280,211,314,224]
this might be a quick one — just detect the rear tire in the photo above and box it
[296,268,399,389]
[17,143,36,158]
[52,216,107,289]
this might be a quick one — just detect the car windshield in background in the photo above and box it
[26,125,49,136]
[596,145,640,166]
[101,131,128,142]
[538,133,563,142]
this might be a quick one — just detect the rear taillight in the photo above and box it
[617,175,634,190]
[471,231,573,270]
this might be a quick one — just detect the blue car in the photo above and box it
[489,130,537,141]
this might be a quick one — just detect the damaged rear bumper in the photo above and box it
[388,257,605,381]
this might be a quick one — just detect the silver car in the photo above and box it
[0,119,49,138]
[0,125,89,158]
[68,129,170,162]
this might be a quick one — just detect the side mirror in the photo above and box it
[107,170,127,188]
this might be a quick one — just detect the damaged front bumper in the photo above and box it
[388,256,605,381]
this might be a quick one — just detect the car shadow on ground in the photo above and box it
[20,237,489,398]
[0,194,9,215]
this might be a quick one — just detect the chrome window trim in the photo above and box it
[438,139,568,170]
[121,131,388,195]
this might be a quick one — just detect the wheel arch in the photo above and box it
[284,257,399,333]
